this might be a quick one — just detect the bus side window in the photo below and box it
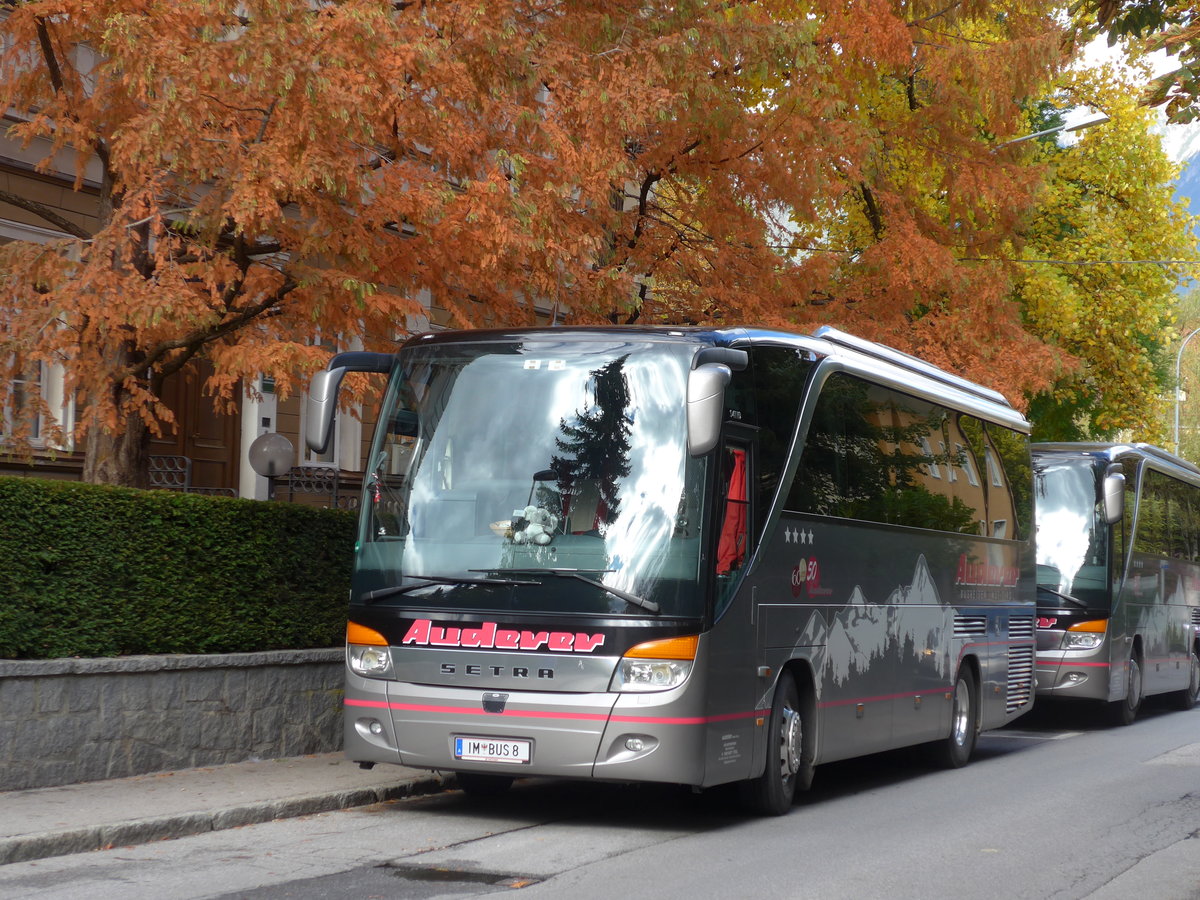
[983,423,1032,542]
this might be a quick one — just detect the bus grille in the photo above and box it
[1192,609,1200,628]
[1008,616,1035,640]
[1007,645,1035,712]
[954,616,987,639]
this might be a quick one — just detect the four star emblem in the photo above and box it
[784,526,814,545]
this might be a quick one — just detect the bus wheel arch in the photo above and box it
[934,659,979,769]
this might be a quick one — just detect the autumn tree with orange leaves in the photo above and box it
[0,0,1071,487]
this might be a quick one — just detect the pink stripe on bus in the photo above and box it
[344,697,764,726]
[1035,659,1110,668]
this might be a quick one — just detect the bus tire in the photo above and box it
[1174,647,1200,711]
[455,772,514,797]
[740,672,803,816]
[935,666,978,769]
[1110,650,1143,726]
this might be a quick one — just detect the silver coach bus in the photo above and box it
[307,326,1036,815]
[1034,443,1200,723]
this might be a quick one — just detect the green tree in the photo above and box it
[1015,63,1198,440]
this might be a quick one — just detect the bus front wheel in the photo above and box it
[934,666,978,769]
[1110,651,1143,726]
[1174,648,1200,711]
[740,672,806,816]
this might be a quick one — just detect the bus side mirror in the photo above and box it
[1103,471,1125,525]
[305,351,394,453]
[305,367,346,454]
[687,363,732,456]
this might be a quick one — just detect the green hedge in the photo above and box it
[0,477,355,659]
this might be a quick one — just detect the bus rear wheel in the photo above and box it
[1110,651,1143,726]
[740,672,806,816]
[934,666,978,769]
[1174,648,1200,711]
[455,772,514,797]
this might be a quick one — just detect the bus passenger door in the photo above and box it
[705,437,760,783]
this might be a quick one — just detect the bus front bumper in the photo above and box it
[1035,650,1110,701]
[342,672,712,786]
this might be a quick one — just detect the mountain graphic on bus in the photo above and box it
[826,555,943,687]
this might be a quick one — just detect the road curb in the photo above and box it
[0,772,454,867]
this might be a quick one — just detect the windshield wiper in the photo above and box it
[475,567,661,615]
[1037,584,1090,611]
[362,575,538,605]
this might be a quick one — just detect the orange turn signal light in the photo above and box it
[1067,619,1108,634]
[624,634,699,660]
[347,621,389,646]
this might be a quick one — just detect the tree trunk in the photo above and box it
[81,402,153,488]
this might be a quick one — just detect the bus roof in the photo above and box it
[399,324,1027,432]
[1033,442,1200,478]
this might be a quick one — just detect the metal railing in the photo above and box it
[284,465,359,509]
[148,454,192,490]
[148,455,237,497]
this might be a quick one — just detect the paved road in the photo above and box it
[2,701,1198,900]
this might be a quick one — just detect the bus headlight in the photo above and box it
[617,659,693,690]
[347,622,395,680]
[1063,619,1107,651]
[349,644,394,678]
[612,635,698,692]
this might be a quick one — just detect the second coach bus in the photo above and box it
[307,325,1037,814]
[1033,443,1200,723]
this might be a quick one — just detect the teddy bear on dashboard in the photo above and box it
[511,505,559,545]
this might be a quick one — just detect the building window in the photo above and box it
[985,446,1005,487]
[2,358,45,445]
[920,436,941,479]
[956,442,980,487]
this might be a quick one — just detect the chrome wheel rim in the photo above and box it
[1126,657,1142,711]
[779,705,802,781]
[950,678,971,746]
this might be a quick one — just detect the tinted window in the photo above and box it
[750,345,815,529]
[786,373,1027,538]
[1136,468,1200,563]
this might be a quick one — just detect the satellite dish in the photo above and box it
[248,432,294,478]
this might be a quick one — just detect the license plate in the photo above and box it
[453,736,531,765]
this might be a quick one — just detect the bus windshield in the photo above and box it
[357,337,708,619]
[1033,456,1109,609]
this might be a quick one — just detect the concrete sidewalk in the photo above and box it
[0,754,453,866]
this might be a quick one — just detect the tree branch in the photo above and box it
[34,16,113,178]
[906,2,963,27]
[860,184,884,242]
[0,188,92,240]
[133,280,299,380]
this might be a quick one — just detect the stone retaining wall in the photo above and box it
[0,649,344,791]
